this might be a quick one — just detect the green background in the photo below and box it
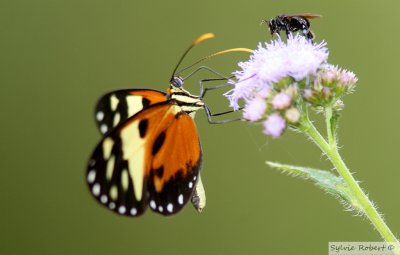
[2,0,400,254]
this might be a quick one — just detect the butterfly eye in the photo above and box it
[170,76,184,88]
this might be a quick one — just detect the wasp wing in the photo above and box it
[289,13,322,19]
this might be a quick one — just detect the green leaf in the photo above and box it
[266,161,355,206]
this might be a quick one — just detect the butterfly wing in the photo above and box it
[94,89,167,134]
[87,102,202,216]
[146,108,202,215]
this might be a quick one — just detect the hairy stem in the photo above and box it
[298,106,399,247]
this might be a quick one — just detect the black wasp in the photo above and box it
[262,13,321,40]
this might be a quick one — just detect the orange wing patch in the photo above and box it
[148,110,201,192]
[128,89,167,106]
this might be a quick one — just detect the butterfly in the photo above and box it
[86,33,251,217]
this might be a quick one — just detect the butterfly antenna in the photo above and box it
[175,47,252,77]
[170,33,216,81]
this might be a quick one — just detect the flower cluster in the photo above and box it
[225,35,357,138]
[304,64,358,107]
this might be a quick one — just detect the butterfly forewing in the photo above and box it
[95,89,167,135]
[87,102,202,216]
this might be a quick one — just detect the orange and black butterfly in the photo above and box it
[262,13,322,40]
[86,33,251,216]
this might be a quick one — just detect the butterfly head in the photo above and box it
[170,76,184,88]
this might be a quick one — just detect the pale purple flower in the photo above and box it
[284,35,329,80]
[243,97,267,122]
[321,68,336,84]
[263,114,286,138]
[272,92,291,110]
[339,69,358,86]
[258,86,272,98]
[319,64,358,87]
[225,34,329,110]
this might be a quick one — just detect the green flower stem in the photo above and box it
[299,105,399,246]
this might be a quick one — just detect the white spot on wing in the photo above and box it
[96,111,104,121]
[150,200,156,209]
[100,195,108,204]
[100,124,108,134]
[193,176,197,181]
[167,203,173,213]
[178,194,184,205]
[92,183,100,196]
[118,206,126,214]
[87,170,96,183]
[158,206,163,212]
[109,202,116,209]
[188,181,193,189]
[130,208,137,215]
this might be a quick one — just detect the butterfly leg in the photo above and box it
[181,65,234,95]
[183,66,242,124]
[203,104,243,124]
[199,78,233,100]
[198,76,244,124]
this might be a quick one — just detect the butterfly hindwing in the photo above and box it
[87,102,202,216]
[95,89,167,135]
[146,109,202,215]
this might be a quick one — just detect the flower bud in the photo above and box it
[303,89,316,102]
[284,84,299,99]
[285,107,301,123]
[321,86,332,100]
[333,99,345,111]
